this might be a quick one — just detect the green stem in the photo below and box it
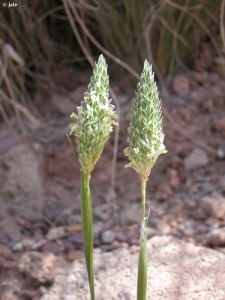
[137,179,147,300]
[80,171,95,300]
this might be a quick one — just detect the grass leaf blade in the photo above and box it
[81,172,95,300]
[137,230,147,300]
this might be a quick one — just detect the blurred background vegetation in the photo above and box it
[0,0,224,128]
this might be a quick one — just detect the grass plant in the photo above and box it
[1,1,222,129]
[68,55,117,300]
[124,61,167,299]
[75,0,222,77]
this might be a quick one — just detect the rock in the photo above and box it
[0,290,19,300]
[18,251,68,284]
[0,144,42,202]
[12,242,24,252]
[63,241,75,253]
[217,143,225,159]
[46,227,66,241]
[67,250,84,261]
[155,183,173,201]
[0,279,21,300]
[184,148,208,171]
[120,203,141,225]
[169,174,180,189]
[200,192,225,219]
[0,244,13,258]
[177,221,194,236]
[110,240,121,250]
[185,199,197,210]
[31,239,46,250]
[213,117,225,136]
[21,238,35,250]
[157,221,171,235]
[101,230,115,244]
[20,290,38,299]
[172,75,190,96]
[195,224,210,235]
[0,286,21,300]
[67,233,83,245]
[50,93,74,115]
[193,207,207,220]
[115,232,127,243]
[206,228,225,246]
[0,144,44,240]
[65,224,82,234]
[41,242,61,254]
[41,236,225,300]
[67,214,81,225]
[146,227,156,238]
[93,248,102,255]
[93,207,109,221]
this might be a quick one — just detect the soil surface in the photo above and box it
[41,236,225,300]
[0,51,225,299]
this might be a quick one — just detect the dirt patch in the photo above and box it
[0,57,225,298]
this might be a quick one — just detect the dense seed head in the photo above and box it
[124,60,167,181]
[69,55,117,176]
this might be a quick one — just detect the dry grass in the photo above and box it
[0,0,224,132]
[0,39,41,135]
[71,0,222,78]
[0,1,79,132]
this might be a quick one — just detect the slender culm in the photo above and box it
[68,54,117,300]
[124,60,167,300]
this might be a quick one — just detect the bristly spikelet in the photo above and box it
[124,60,167,181]
[69,55,117,176]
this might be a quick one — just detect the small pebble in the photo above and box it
[206,228,225,246]
[101,230,115,244]
[41,241,61,254]
[93,207,108,221]
[146,227,156,238]
[184,148,208,171]
[217,143,225,159]
[65,225,82,234]
[21,238,34,250]
[68,214,81,225]
[172,74,190,96]
[0,244,13,258]
[67,233,83,245]
[115,232,127,243]
[93,248,102,254]
[194,208,207,220]
[67,250,83,261]
[177,221,194,236]
[63,241,75,253]
[12,242,23,252]
[200,193,225,219]
[46,227,66,241]
[31,240,46,250]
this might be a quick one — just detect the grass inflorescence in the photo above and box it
[124,60,167,299]
[68,55,117,300]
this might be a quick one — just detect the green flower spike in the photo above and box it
[124,60,167,300]
[124,60,167,182]
[69,54,117,177]
[68,54,117,300]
